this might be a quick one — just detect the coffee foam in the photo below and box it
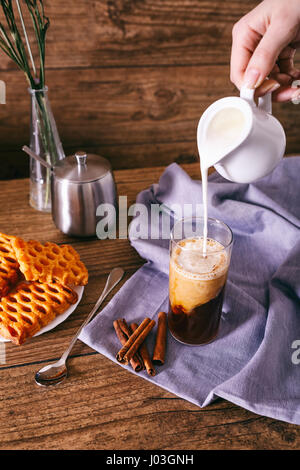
[172,237,228,280]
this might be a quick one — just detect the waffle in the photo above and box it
[0,233,20,299]
[0,281,78,345]
[11,237,88,286]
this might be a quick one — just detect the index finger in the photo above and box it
[230,21,262,89]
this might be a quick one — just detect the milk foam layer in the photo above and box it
[169,237,229,311]
[173,237,228,280]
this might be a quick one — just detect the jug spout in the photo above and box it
[197,96,253,169]
[197,87,285,183]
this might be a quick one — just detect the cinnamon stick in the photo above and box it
[113,319,144,372]
[116,317,155,365]
[152,311,167,365]
[131,322,155,377]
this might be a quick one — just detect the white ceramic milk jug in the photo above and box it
[197,86,286,183]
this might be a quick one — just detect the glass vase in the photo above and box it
[29,87,65,212]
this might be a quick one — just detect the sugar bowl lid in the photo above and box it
[54,151,112,183]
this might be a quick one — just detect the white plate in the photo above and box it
[0,285,84,342]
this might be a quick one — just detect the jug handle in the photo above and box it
[240,85,272,114]
[258,92,272,114]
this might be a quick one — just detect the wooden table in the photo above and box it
[0,162,299,451]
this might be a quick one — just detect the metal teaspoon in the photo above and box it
[35,267,124,387]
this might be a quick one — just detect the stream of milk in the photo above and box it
[199,107,246,256]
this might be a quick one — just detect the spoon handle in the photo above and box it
[61,267,124,362]
[22,145,53,170]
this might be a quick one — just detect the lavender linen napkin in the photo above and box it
[79,157,300,425]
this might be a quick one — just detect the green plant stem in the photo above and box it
[32,90,60,209]
[0,1,55,210]
[0,1,49,88]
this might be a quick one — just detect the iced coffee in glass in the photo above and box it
[168,217,233,345]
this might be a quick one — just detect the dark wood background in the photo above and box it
[0,0,299,180]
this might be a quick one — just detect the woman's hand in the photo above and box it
[230,0,300,102]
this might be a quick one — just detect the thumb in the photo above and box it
[243,22,294,88]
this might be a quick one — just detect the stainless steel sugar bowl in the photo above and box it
[51,151,117,237]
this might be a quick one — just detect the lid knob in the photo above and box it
[75,151,87,166]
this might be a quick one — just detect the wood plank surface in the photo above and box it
[0,66,299,178]
[0,162,299,450]
[0,0,261,70]
[0,0,299,179]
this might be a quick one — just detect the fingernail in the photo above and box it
[291,89,300,103]
[258,80,281,95]
[243,68,262,89]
